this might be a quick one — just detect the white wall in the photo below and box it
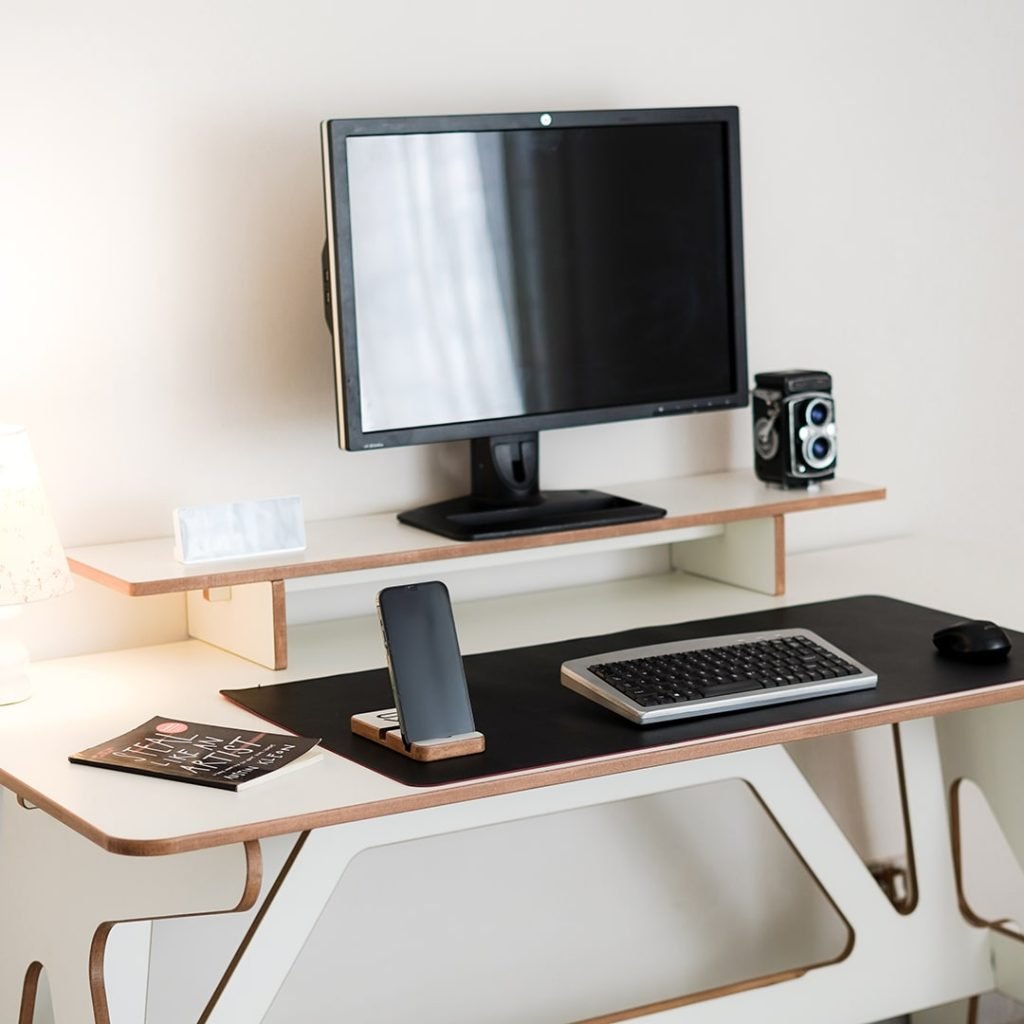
[5,0,1023,661]
[4,0,1023,586]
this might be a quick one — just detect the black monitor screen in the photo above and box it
[322,108,747,450]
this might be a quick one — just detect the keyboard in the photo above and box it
[560,628,878,725]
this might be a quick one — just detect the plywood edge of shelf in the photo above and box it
[66,476,886,598]
[65,556,164,597]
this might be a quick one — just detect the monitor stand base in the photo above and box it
[397,433,666,541]
[397,489,666,542]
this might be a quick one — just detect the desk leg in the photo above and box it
[672,516,784,596]
[0,789,259,1024]
[937,701,1024,1003]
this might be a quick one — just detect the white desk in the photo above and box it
[4,536,1024,1024]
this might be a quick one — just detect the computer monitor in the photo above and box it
[320,106,748,541]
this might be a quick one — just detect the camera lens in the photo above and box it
[806,399,831,427]
[802,431,835,471]
[798,425,831,468]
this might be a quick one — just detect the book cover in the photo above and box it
[69,716,322,791]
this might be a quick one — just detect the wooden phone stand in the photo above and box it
[350,709,486,762]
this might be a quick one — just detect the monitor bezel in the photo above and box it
[321,106,749,452]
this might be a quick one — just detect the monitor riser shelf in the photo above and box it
[66,470,885,669]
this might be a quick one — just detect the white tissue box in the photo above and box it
[173,496,306,564]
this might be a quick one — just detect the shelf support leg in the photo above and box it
[670,514,785,595]
[186,579,288,669]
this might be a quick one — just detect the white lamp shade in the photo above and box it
[0,425,72,605]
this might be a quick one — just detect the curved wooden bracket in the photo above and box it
[0,788,260,1024]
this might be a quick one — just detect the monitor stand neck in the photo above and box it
[396,432,666,542]
[470,433,541,506]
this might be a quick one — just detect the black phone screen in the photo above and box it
[376,582,476,745]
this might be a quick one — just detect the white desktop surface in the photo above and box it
[4,533,1024,1024]
[2,534,1019,856]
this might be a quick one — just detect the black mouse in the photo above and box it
[932,619,1012,662]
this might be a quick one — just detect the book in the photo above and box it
[69,716,322,791]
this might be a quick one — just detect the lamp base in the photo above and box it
[0,630,31,705]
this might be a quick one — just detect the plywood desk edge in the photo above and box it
[7,672,1018,859]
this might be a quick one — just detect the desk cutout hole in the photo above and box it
[256,780,851,1024]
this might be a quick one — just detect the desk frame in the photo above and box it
[201,717,993,1024]
[5,582,1024,1023]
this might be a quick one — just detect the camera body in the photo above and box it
[753,370,836,487]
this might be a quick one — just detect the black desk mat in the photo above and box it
[223,596,1023,787]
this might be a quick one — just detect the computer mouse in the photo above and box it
[932,619,1012,662]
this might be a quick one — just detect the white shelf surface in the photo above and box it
[65,471,885,596]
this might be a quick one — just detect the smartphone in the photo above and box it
[376,581,476,745]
